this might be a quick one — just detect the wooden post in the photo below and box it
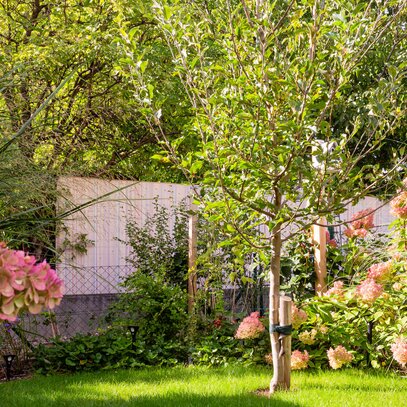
[312,217,327,295]
[188,210,198,313]
[279,295,292,389]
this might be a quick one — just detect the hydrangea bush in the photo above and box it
[292,190,407,371]
[235,311,265,340]
[327,345,353,369]
[291,350,309,370]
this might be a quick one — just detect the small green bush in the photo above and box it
[33,327,188,373]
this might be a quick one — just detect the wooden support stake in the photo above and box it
[188,211,198,314]
[279,295,292,389]
[312,217,327,295]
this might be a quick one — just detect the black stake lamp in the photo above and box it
[128,325,139,347]
[3,354,15,381]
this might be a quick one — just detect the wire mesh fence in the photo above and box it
[56,265,135,295]
[15,266,134,343]
[4,224,366,347]
[12,265,269,343]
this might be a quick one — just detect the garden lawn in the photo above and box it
[0,366,405,407]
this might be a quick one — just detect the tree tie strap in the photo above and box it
[270,324,293,336]
[270,325,293,358]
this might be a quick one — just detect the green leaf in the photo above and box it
[140,61,148,74]
[190,160,203,173]
[163,5,173,20]
[65,358,76,367]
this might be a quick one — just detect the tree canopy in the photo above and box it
[122,0,407,391]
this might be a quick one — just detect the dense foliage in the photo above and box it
[33,327,186,373]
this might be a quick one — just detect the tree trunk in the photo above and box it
[269,228,283,392]
[312,217,327,295]
[279,295,292,388]
[187,209,198,313]
[269,191,292,393]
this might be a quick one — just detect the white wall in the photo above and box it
[56,176,394,294]
[56,177,191,294]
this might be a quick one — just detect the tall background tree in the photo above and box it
[0,0,191,255]
[123,0,407,392]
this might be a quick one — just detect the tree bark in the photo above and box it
[269,227,283,393]
[269,188,289,392]
[312,217,327,295]
[188,207,198,313]
[279,295,292,388]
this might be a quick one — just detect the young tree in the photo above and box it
[124,0,406,392]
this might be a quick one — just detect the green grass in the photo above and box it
[0,366,406,407]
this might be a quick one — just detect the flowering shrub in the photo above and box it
[291,189,407,371]
[298,329,317,345]
[0,242,64,321]
[292,304,307,329]
[326,231,338,248]
[355,279,383,303]
[390,191,407,219]
[344,227,368,238]
[344,208,375,238]
[235,311,265,340]
[291,350,309,370]
[325,281,345,297]
[327,345,353,369]
[391,338,407,367]
[367,261,393,282]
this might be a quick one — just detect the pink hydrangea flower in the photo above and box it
[391,251,403,262]
[292,304,308,329]
[325,231,338,248]
[325,281,345,297]
[344,227,368,239]
[0,242,64,322]
[291,350,309,370]
[390,192,407,219]
[355,279,383,303]
[344,208,374,238]
[367,261,393,282]
[327,345,353,369]
[391,338,407,367]
[351,209,375,230]
[235,311,265,339]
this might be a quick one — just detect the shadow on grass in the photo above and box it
[15,365,272,386]
[4,392,301,407]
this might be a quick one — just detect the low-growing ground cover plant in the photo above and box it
[33,327,187,374]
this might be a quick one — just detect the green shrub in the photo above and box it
[33,327,188,373]
[190,315,271,367]
[106,273,188,342]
